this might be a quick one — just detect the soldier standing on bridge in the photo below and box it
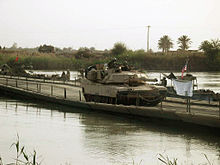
[161,77,167,87]
[66,69,70,81]
[61,71,66,81]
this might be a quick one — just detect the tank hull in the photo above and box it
[81,79,166,106]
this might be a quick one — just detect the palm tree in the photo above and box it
[199,39,220,61]
[158,35,173,54]
[177,35,192,51]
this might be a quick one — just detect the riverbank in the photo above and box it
[1,50,220,71]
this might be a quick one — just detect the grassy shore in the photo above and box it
[0,49,219,71]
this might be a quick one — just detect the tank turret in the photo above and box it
[81,60,167,106]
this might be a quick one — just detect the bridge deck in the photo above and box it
[0,76,219,128]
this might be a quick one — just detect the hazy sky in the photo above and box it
[0,0,219,51]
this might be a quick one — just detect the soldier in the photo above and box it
[66,69,70,80]
[85,65,96,78]
[107,58,117,69]
[61,71,66,81]
[121,61,130,71]
[161,77,167,87]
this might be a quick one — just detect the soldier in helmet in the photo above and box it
[107,58,117,69]
[121,61,130,71]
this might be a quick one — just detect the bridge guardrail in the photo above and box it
[0,76,219,118]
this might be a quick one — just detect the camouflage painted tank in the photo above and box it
[81,60,167,106]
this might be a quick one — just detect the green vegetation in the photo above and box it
[0,134,40,165]
[0,38,220,72]
[199,39,220,70]
[111,42,128,56]
[158,154,178,165]
[177,35,192,51]
[199,39,220,61]
[158,35,174,55]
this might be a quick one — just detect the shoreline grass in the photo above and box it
[0,135,217,165]
[0,50,219,72]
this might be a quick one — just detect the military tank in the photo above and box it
[81,59,167,106]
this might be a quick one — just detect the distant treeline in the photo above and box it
[0,49,219,72]
[0,41,220,72]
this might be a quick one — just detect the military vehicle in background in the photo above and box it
[38,44,55,53]
[81,59,167,106]
[0,63,29,77]
[0,63,71,81]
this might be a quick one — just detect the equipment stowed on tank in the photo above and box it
[81,59,167,106]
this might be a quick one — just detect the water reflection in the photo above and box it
[0,96,220,165]
[80,112,220,164]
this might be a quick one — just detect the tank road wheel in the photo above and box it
[99,96,105,103]
[88,95,93,102]
[84,94,91,102]
[90,95,95,102]
[107,97,110,104]
[93,95,100,102]
[109,98,113,104]
[84,94,88,102]
[105,97,109,103]
[110,97,115,104]
[102,96,106,103]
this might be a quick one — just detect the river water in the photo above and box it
[0,71,220,165]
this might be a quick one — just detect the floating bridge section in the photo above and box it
[0,75,219,129]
